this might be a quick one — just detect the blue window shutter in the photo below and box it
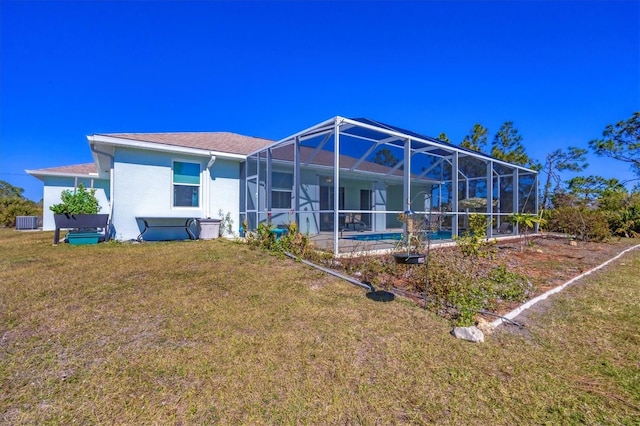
[174,162,200,185]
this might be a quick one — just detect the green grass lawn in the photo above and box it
[1,229,639,424]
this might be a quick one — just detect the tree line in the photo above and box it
[0,181,41,227]
[437,112,639,239]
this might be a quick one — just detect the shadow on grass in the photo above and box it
[366,290,395,302]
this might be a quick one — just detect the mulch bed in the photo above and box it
[495,234,638,294]
[360,234,637,312]
[477,234,640,335]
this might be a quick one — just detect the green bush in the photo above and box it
[300,241,533,327]
[422,249,532,326]
[485,264,533,307]
[337,254,398,289]
[605,206,640,238]
[0,197,41,227]
[49,184,101,215]
[332,247,530,326]
[599,191,640,238]
[455,213,491,257]
[545,207,610,242]
[246,221,312,258]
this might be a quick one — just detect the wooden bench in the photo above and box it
[136,217,197,242]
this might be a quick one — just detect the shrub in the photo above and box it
[599,191,640,238]
[246,221,313,258]
[419,248,532,326]
[545,207,610,242]
[337,253,398,288]
[484,264,533,308]
[455,214,491,257]
[218,209,234,237]
[49,184,101,215]
[506,213,546,251]
[0,197,41,227]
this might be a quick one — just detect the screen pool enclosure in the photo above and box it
[243,116,538,255]
[342,231,453,242]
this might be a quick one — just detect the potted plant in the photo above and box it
[393,210,426,264]
[49,184,109,245]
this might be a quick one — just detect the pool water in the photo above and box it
[343,231,452,241]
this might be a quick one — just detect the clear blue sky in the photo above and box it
[1,0,638,201]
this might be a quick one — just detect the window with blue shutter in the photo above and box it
[173,161,200,207]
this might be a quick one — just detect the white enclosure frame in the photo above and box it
[244,116,538,255]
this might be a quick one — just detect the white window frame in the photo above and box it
[172,160,201,208]
[271,171,292,210]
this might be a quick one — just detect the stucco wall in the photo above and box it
[41,176,110,231]
[263,170,391,234]
[111,147,241,241]
[206,157,242,236]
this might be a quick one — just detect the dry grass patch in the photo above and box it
[1,229,639,424]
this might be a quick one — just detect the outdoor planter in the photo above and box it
[67,231,101,245]
[393,253,426,264]
[53,213,110,229]
[197,218,221,240]
[50,184,108,245]
[53,214,110,245]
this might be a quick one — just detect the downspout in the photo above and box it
[206,153,217,219]
[90,141,115,238]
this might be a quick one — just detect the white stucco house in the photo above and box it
[28,116,538,252]
[28,131,273,241]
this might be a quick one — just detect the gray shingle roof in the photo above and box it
[31,163,98,175]
[98,132,274,155]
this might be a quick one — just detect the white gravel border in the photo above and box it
[491,243,640,328]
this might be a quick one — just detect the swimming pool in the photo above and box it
[343,231,452,241]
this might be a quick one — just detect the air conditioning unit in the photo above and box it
[16,216,39,230]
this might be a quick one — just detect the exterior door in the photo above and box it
[319,185,344,231]
[360,189,372,228]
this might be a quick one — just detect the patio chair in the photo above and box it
[343,214,367,232]
[497,222,512,234]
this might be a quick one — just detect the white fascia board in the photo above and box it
[26,170,100,180]
[88,135,246,161]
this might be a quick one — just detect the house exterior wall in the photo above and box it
[41,176,110,231]
[206,157,242,235]
[110,147,241,241]
[260,167,392,234]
